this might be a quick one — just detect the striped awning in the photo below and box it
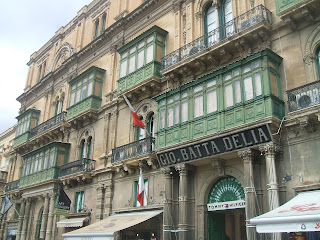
[57,217,88,228]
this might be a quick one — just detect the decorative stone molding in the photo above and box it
[303,53,317,65]
[49,42,74,72]
[259,142,280,157]
[210,159,224,176]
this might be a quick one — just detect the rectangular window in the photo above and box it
[225,84,233,107]
[255,73,262,96]
[194,95,204,118]
[160,110,165,129]
[235,80,241,104]
[167,107,173,127]
[135,179,148,207]
[137,50,144,69]
[75,191,84,213]
[181,101,188,122]
[244,76,253,101]
[146,45,153,64]
[174,104,179,124]
[207,90,217,113]
[128,55,136,74]
[120,60,127,78]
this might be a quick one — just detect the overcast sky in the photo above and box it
[0,0,93,134]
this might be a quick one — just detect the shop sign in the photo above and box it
[156,124,272,167]
[207,200,246,211]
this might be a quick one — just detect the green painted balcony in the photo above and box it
[275,0,319,18]
[155,49,285,149]
[20,142,70,188]
[67,95,102,120]
[117,61,162,92]
[5,180,20,192]
[13,132,30,147]
[19,167,59,188]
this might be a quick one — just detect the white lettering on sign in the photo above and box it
[207,200,246,211]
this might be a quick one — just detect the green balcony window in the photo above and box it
[117,26,168,91]
[20,142,70,187]
[67,66,105,120]
[317,47,320,79]
[155,49,285,149]
[13,108,40,147]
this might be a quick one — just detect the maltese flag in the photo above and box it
[137,168,145,206]
[123,94,145,129]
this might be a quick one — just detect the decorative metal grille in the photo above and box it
[287,81,320,112]
[58,158,96,177]
[30,112,66,138]
[162,5,272,70]
[5,180,20,192]
[112,137,155,163]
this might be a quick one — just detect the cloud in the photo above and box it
[0,0,92,134]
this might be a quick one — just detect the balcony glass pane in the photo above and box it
[244,77,253,101]
[225,84,233,107]
[207,90,217,113]
[194,95,204,118]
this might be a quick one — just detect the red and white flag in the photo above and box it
[123,94,145,129]
[137,168,145,206]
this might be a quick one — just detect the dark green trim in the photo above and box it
[15,108,40,121]
[68,66,105,85]
[117,26,168,54]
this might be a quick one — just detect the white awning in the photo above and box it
[250,190,320,233]
[63,210,163,239]
[57,217,88,228]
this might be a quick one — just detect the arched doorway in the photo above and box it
[207,176,247,240]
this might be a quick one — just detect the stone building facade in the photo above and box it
[1,0,320,239]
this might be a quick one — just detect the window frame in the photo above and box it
[75,191,85,213]
[117,26,167,80]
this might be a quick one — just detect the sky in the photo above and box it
[0,0,93,134]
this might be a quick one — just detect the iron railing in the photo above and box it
[162,5,272,70]
[287,81,320,112]
[5,180,20,192]
[58,158,96,177]
[112,137,155,163]
[30,112,66,139]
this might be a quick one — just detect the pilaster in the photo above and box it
[16,199,26,240]
[175,163,194,240]
[161,167,173,240]
[20,198,31,240]
[238,149,257,240]
[259,142,281,240]
[45,194,56,240]
[40,194,49,239]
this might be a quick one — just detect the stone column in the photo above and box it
[104,181,114,218]
[175,163,191,240]
[45,194,56,240]
[16,199,26,240]
[162,167,173,240]
[20,198,31,240]
[96,185,105,220]
[259,143,280,210]
[40,194,50,239]
[238,149,257,240]
[259,142,281,240]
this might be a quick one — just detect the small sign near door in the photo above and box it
[207,200,245,211]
